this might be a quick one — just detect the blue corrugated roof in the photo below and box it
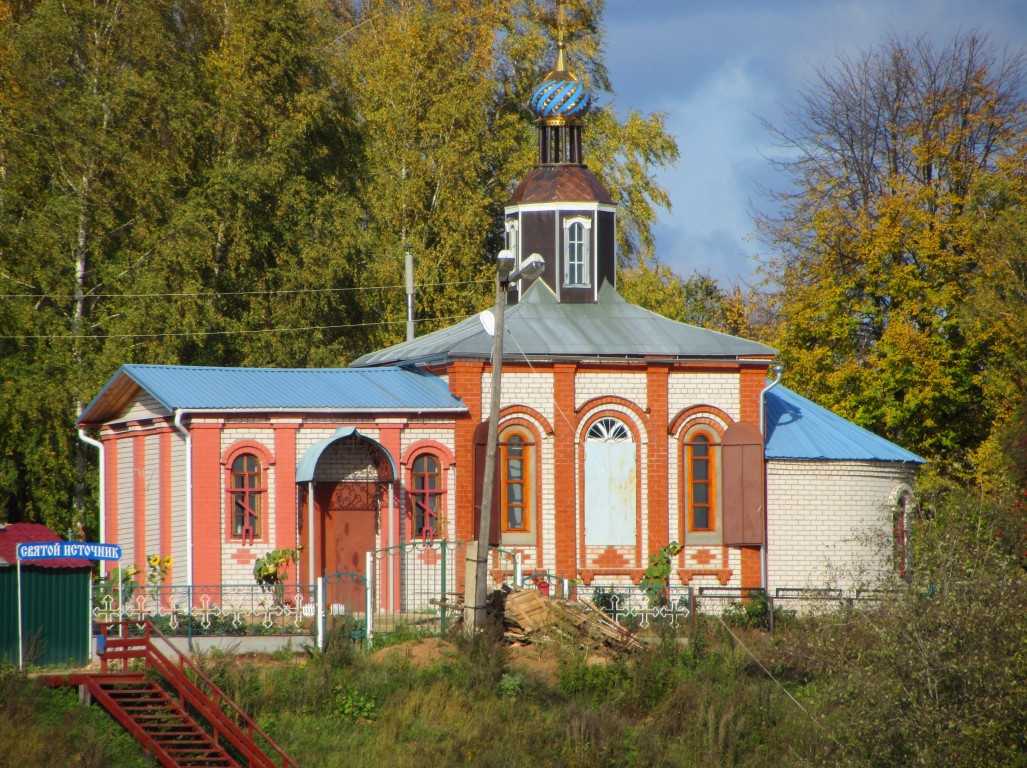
[79,364,465,424]
[765,386,924,463]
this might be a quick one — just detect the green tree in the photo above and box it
[759,31,1027,481]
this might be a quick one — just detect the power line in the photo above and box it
[0,279,490,301]
[0,314,474,341]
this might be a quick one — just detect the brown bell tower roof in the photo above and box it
[507,164,614,205]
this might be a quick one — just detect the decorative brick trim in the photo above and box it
[578,568,646,586]
[220,439,275,467]
[230,549,258,566]
[400,440,456,468]
[592,546,629,568]
[677,568,733,586]
[498,404,554,436]
[669,405,733,437]
[575,395,649,429]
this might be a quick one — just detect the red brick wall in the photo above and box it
[273,425,298,576]
[740,545,761,590]
[448,361,484,542]
[160,430,172,581]
[739,366,765,426]
[103,435,119,577]
[191,424,222,585]
[133,435,147,574]
[553,363,577,576]
[646,364,669,553]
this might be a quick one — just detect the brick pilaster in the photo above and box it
[553,363,577,577]
[190,424,223,585]
[103,435,119,577]
[739,365,767,426]
[159,430,172,581]
[448,361,484,542]
[273,424,298,571]
[646,364,670,555]
[133,435,147,577]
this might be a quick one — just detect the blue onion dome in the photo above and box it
[530,41,591,123]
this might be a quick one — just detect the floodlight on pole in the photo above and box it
[466,252,545,630]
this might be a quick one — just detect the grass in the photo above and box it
[0,664,154,767]
[0,614,909,767]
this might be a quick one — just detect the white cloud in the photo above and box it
[601,0,1027,284]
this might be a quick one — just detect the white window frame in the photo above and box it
[505,218,519,257]
[563,216,591,287]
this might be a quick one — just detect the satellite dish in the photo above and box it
[478,309,496,337]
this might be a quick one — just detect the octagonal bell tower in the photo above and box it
[505,37,616,305]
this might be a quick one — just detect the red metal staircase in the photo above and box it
[42,620,298,768]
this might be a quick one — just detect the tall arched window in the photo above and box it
[230,453,264,543]
[895,491,914,578]
[501,431,533,533]
[410,454,443,539]
[584,416,636,546]
[685,430,717,532]
[564,217,591,286]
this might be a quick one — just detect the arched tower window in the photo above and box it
[564,217,591,286]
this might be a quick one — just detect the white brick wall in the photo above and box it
[667,373,739,421]
[170,435,188,586]
[767,460,913,593]
[575,372,647,410]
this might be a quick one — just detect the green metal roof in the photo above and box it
[352,280,776,367]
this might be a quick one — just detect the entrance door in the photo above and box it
[318,482,377,575]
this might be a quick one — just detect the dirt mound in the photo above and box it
[365,637,458,667]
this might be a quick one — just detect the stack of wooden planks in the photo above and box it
[502,586,644,652]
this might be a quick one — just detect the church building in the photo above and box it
[78,40,922,601]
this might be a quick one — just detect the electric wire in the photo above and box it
[0,314,476,341]
[713,612,847,754]
[0,278,490,300]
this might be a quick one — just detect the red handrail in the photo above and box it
[99,620,298,768]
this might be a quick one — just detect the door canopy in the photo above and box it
[295,427,397,483]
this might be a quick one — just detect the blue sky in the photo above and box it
[601,0,1027,286]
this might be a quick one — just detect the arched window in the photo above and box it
[584,416,636,546]
[505,218,519,255]
[895,491,914,578]
[230,453,264,543]
[685,430,717,532]
[501,430,533,533]
[563,217,591,286]
[410,454,443,539]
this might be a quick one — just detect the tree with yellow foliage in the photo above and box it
[759,31,1027,483]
